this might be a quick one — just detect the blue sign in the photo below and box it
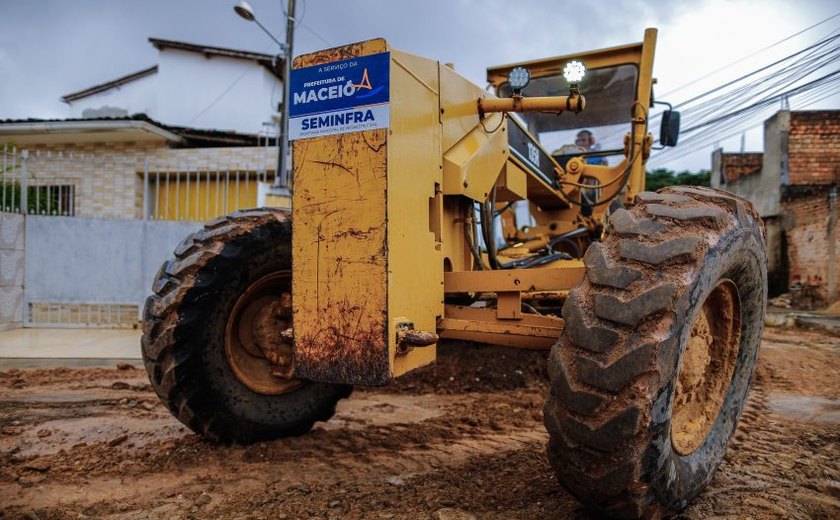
[289,52,390,140]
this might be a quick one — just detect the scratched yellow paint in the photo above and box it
[291,40,449,384]
[291,40,393,385]
[292,128,390,384]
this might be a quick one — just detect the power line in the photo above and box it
[300,22,333,47]
[189,2,298,129]
[185,37,280,127]
[660,12,840,97]
[659,78,839,160]
[604,25,840,148]
[674,33,840,109]
[187,69,253,126]
[647,28,840,169]
[295,0,333,48]
[799,84,840,108]
[668,40,839,137]
[648,73,840,167]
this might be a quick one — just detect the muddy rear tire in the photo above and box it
[544,187,767,518]
[142,208,352,444]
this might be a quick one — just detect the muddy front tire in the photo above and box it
[544,187,767,518]
[142,209,352,444]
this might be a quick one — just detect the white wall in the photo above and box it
[67,48,282,135]
[24,215,201,305]
[67,72,159,119]
[157,49,281,134]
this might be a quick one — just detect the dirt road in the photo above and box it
[1,326,838,519]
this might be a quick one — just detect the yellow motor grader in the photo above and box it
[142,28,767,518]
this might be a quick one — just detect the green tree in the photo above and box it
[645,168,710,191]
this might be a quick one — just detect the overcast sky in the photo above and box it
[1,0,837,171]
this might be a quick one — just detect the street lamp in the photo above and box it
[233,1,255,21]
[234,0,294,200]
[234,1,285,49]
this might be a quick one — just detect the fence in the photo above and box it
[144,161,272,221]
[1,145,275,221]
[23,215,202,328]
[1,146,30,214]
[0,144,276,329]
[2,145,136,218]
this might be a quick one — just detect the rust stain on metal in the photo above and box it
[294,299,390,385]
[396,329,439,353]
[293,39,388,69]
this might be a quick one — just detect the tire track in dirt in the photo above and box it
[1,331,839,519]
[1,428,548,515]
[685,343,840,520]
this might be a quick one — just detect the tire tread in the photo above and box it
[545,187,765,518]
[141,208,348,444]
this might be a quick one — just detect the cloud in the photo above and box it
[1,0,835,170]
[0,0,693,120]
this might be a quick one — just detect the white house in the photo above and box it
[62,38,283,135]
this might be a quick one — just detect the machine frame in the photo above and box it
[289,29,659,386]
[440,29,658,350]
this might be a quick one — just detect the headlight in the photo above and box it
[507,66,531,93]
[563,60,586,84]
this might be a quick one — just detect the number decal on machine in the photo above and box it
[527,142,540,166]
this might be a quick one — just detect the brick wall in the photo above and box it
[21,141,276,219]
[788,111,840,185]
[25,142,158,219]
[781,186,838,304]
[721,152,763,183]
[712,110,839,305]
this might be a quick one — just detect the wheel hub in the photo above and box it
[224,271,303,395]
[671,279,741,455]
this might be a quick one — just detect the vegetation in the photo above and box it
[0,182,64,215]
[646,168,710,191]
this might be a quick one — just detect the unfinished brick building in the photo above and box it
[712,110,839,308]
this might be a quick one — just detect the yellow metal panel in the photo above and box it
[440,63,488,151]
[440,62,512,204]
[441,196,472,273]
[292,129,390,384]
[496,161,528,201]
[291,39,444,384]
[628,28,658,198]
[437,325,557,350]
[291,39,392,385]
[438,305,563,350]
[388,49,443,377]
[442,115,508,201]
[444,261,584,293]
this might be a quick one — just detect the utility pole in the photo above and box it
[275,0,296,199]
[233,0,296,206]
